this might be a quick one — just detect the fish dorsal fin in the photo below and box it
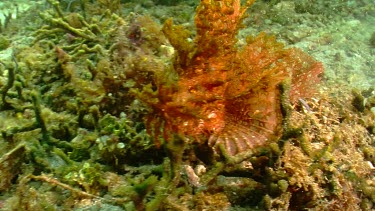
[208,123,269,156]
[209,86,282,156]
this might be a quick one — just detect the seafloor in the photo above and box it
[0,0,374,210]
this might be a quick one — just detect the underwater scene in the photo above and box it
[0,0,374,210]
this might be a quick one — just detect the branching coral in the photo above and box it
[138,0,323,156]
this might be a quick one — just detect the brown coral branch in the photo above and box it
[30,174,101,198]
[29,174,129,204]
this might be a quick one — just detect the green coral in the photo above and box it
[370,32,375,48]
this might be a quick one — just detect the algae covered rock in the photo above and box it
[0,144,26,191]
[0,35,10,50]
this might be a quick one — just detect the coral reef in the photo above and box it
[0,0,374,210]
